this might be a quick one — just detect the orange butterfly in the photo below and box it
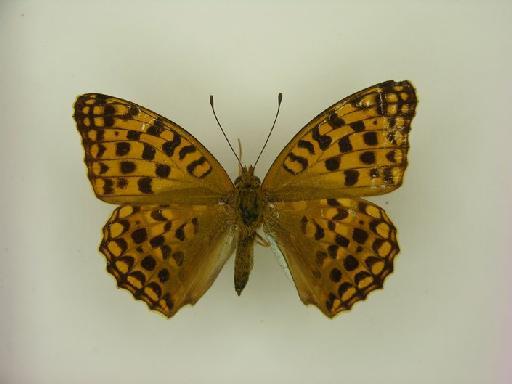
[73,80,417,318]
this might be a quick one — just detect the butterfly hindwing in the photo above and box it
[263,197,398,317]
[74,93,234,205]
[262,80,417,201]
[101,203,236,317]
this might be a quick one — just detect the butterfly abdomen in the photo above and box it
[233,188,262,294]
[234,234,255,295]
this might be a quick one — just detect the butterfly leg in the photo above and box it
[255,232,270,247]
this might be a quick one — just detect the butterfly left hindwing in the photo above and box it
[102,203,236,318]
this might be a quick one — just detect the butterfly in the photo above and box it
[73,80,417,318]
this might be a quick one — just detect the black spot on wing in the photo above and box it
[131,228,147,244]
[127,130,141,140]
[99,163,109,174]
[363,131,378,146]
[338,136,353,153]
[155,164,171,178]
[335,234,349,247]
[186,157,211,178]
[327,113,345,128]
[115,142,130,156]
[103,178,114,194]
[158,268,170,283]
[142,144,156,160]
[138,177,153,194]
[330,268,342,282]
[327,198,340,207]
[311,125,332,150]
[175,224,186,241]
[162,133,181,156]
[172,251,184,266]
[120,161,136,174]
[150,235,165,248]
[151,209,167,221]
[179,145,196,160]
[146,118,165,137]
[141,256,156,271]
[352,228,369,244]
[314,223,324,240]
[287,153,308,170]
[343,255,359,271]
[332,208,349,221]
[350,121,365,132]
[344,170,359,186]
[298,140,315,154]
[325,156,341,171]
[360,151,376,164]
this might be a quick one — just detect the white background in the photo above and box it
[1,1,511,383]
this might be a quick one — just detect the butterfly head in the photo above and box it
[234,165,261,189]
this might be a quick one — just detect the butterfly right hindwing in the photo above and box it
[263,197,398,317]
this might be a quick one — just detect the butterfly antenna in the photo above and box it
[237,138,243,175]
[253,92,283,167]
[210,95,242,167]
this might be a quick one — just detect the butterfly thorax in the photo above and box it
[233,165,263,230]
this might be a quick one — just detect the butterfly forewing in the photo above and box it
[263,197,398,317]
[262,80,417,201]
[74,93,234,205]
[101,203,236,317]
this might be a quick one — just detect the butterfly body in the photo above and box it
[232,165,264,294]
[74,80,417,318]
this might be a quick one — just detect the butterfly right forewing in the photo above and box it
[262,80,417,201]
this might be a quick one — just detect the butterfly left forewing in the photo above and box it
[102,203,236,317]
[74,93,234,205]
[263,198,398,317]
